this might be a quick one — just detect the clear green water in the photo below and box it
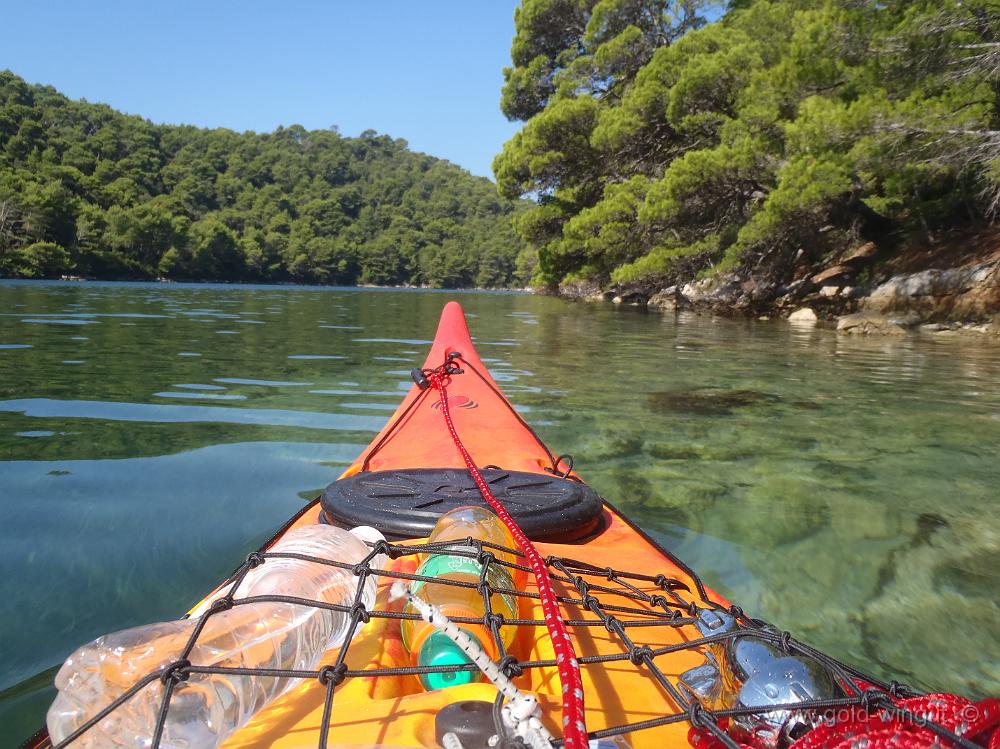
[1,280,998,744]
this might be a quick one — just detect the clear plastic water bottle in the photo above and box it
[401,506,524,690]
[46,524,386,749]
[419,505,527,589]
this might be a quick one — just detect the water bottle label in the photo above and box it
[413,553,518,614]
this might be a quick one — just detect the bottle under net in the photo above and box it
[401,506,523,691]
[46,524,386,749]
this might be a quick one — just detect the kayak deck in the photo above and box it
[207,301,728,748]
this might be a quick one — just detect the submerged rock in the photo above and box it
[649,387,781,416]
[646,439,756,462]
[608,465,656,504]
[929,318,1000,337]
[811,460,877,482]
[575,430,645,462]
[740,476,832,546]
[862,515,1000,698]
[836,312,908,336]
[792,399,822,411]
[659,479,729,512]
[645,442,703,461]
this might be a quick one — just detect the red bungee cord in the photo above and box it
[796,690,1000,749]
[426,364,588,749]
[687,683,1000,749]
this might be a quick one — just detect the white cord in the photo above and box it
[390,581,554,747]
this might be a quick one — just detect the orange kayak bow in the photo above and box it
[214,300,726,749]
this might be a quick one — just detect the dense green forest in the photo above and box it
[496,0,1000,291]
[0,71,525,286]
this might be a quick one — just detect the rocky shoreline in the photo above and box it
[560,236,1000,338]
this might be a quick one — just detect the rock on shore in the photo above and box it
[787,307,818,324]
[836,312,908,336]
[573,243,1000,336]
[862,261,1000,322]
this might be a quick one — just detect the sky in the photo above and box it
[0,1,524,179]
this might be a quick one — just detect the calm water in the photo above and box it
[1,281,998,743]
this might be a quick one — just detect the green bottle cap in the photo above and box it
[417,631,483,690]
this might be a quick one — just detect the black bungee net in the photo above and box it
[30,519,998,749]
[26,356,1000,749]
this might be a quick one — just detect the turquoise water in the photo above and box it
[1,281,998,744]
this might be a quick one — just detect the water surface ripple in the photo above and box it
[1,280,998,744]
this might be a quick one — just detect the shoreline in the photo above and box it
[556,228,1000,339]
[7,263,997,339]
[0,277,537,295]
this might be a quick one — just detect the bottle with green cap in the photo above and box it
[401,506,523,690]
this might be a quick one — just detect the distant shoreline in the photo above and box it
[0,277,535,295]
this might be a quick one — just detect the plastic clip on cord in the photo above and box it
[423,356,588,749]
[390,582,553,749]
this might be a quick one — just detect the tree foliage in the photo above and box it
[496,0,1000,290]
[0,71,526,286]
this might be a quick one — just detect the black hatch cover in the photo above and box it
[320,468,604,541]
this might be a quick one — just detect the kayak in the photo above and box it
[24,301,999,749]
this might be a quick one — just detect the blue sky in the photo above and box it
[1,1,524,179]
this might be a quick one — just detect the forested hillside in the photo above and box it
[0,71,525,286]
[496,0,1000,295]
